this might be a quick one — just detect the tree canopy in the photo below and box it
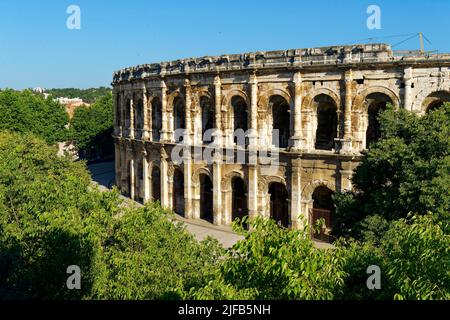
[69,93,114,158]
[0,89,68,144]
[333,103,450,240]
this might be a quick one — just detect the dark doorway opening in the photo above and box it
[232,177,248,229]
[271,95,290,148]
[269,182,289,228]
[311,186,335,243]
[151,167,161,203]
[200,174,214,223]
[173,169,185,216]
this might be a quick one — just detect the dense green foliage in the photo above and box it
[0,89,68,144]
[333,103,450,240]
[0,132,221,299]
[69,93,114,159]
[46,87,112,104]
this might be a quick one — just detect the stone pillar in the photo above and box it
[143,150,150,202]
[290,159,302,229]
[342,69,353,152]
[291,72,303,149]
[403,67,413,111]
[184,79,192,144]
[142,88,150,140]
[129,93,135,139]
[129,155,135,200]
[183,155,193,219]
[249,73,258,149]
[160,149,169,208]
[212,155,222,225]
[214,75,223,147]
[248,164,258,222]
[160,80,169,141]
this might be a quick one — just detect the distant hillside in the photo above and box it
[46,87,112,103]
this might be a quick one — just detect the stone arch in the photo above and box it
[353,86,400,112]
[310,93,339,150]
[222,170,245,192]
[310,185,335,243]
[150,163,161,203]
[150,96,162,142]
[422,90,450,112]
[172,167,185,216]
[192,167,213,187]
[302,180,336,202]
[269,94,291,148]
[413,85,450,113]
[268,180,289,228]
[304,88,340,112]
[199,95,215,143]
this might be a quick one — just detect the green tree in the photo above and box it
[69,93,114,159]
[337,213,450,300]
[191,218,346,300]
[333,103,450,239]
[0,89,68,144]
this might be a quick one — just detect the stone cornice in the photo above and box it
[112,43,450,85]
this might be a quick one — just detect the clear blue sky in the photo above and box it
[1,0,449,89]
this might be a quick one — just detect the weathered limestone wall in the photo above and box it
[112,43,450,231]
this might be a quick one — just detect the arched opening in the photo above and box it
[231,177,248,228]
[127,160,132,197]
[423,91,450,112]
[151,166,161,203]
[135,98,144,135]
[314,95,337,150]
[269,182,289,228]
[199,174,213,222]
[173,96,186,142]
[173,169,184,216]
[137,160,143,203]
[200,96,215,143]
[311,186,335,243]
[270,95,290,148]
[125,99,131,128]
[151,98,162,142]
[365,93,392,147]
[231,96,248,146]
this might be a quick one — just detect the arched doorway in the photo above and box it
[151,166,161,203]
[423,91,450,112]
[311,186,335,243]
[365,93,392,147]
[270,95,290,148]
[151,97,162,142]
[125,99,131,130]
[135,98,144,138]
[200,96,215,143]
[173,96,186,142]
[173,169,185,216]
[314,95,337,150]
[269,182,289,228]
[231,177,248,228]
[200,174,213,222]
[231,96,248,146]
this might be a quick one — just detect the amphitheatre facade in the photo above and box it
[112,43,450,242]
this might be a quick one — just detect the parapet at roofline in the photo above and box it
[112,43,450,84]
